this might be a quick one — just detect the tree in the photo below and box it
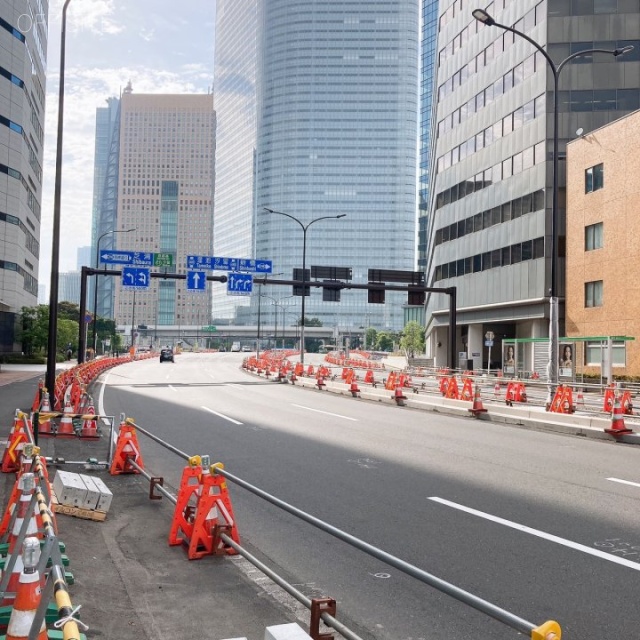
[375,332,395,352]
[57,319,79,355]
[57,301,80,322]
[19,306,49,355]
[298,316,323,327]
[365,327,377,351]
[400,321,425,359]
[298,317,322,352]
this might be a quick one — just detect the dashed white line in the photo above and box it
[291,404,357,421]
[169,385,177,392]
[428,496,640,571]
[607,477,640,489]
[201,406,243,425]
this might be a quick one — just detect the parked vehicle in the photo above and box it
[242,345,252,352]
[231,342,241,352]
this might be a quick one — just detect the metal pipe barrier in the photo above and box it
[125,419,560,639]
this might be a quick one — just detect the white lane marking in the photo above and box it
[225,383,245,390]
[98,370,111,422]
[607,477,640,489]
[429,497,640,571]
[291,404,357,422]
[169,385,177,392]
[201,406,243,425]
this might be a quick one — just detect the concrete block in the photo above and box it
[264,623,312,640]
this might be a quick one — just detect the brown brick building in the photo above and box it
[565,109,640,377]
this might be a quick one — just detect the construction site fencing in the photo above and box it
[124,418,561,640]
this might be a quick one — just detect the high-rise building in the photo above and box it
[113,88,216,335]
[0,1,47,352]
[214,1,419,332]
[424,0,640,371]
[91,96,121,320]
[59,271,80,306]
[76,245,91,270]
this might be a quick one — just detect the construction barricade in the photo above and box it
[505,381,527,406]
[548,385,575,414]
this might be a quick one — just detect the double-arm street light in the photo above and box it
[92,228,136,355]
[472,8,633,406]
[264,208,346,364]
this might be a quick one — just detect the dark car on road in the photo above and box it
[160,347,174,363]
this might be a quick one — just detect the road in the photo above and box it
[98,352,640,640]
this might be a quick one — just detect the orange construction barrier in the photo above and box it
[109,420,145,475]
[468,383,487,417]
[445,377,459,400]
[605,396,633,436]
[364,370,374,385]
[306,365,315,377]
[385,372,397,391]
[79,401,99,440]
[350,379,360,398]
[548,385,575,414]
[505,381,527,406]
[4,537,48,639]
[493,382,501,399]
[603,383,615,412]
[1,412,31,474]
[36,390,55,436]
[620,390,634,415]
[460,378,473,401]
[169,458,204,552]
[316,375,326,390]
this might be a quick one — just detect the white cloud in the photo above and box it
[40,1,215,282]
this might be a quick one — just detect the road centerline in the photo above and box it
[429,496,640,572]
[291,404,358,421]
[201,406,243,425]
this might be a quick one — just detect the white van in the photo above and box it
[231,342,241,352]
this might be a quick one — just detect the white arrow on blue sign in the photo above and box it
[122,267,150,289]
[187,255,272,273]
[187,270,206,291]
[227,272,253,296]
[101,250,153,266]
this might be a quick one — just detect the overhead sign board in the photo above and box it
[100,250,153,266]
[187,255,272,273]
[153,252,174,267]
[121,267,150,289]
[227,273,253,296]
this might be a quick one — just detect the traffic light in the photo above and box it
[368,286,385,304]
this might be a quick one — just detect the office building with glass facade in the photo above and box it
[0,0,47,352]
[424,0,640,371]
[113,89,216,339]
[214,0,419,333]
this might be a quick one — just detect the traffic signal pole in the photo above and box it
[77,267,228,364]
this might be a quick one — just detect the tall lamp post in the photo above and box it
[472,9,633,406]
[264,208,346,364]
[92,228,136,355]
[45,0,74,397]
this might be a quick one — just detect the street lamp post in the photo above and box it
[92,228,136,355]
[472,9,632,406]
[45,0,73,397]
[264,208,346,364]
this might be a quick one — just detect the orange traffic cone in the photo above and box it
[109,421,145,475]
[79,401,99,440]
[5,537,48,640]
[393,385,407,406]
[316,375,326,390]
[56,400,75,438]
[350,380,361,398]
[605,397,633,436]
[493,382,501,399]
[468,383,488,417]
[576,389,585,410]
[37,390,55,436]
[1,412,30,474]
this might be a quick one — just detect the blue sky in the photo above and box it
[40,0,215,283]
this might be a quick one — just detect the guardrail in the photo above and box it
[121,417,562,640]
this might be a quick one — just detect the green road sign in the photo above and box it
[201,326,217,332]
[153,253,174,267]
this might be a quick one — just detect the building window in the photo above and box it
[585,340,626,367]
[585,163,603,193]
[585,280,603,307]
[585,222,603,251]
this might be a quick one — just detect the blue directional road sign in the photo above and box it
[227,273,253,296]
[100,250,153,266]
[122,267,150,289]
[187,255,272,274]
[187,270,207,292]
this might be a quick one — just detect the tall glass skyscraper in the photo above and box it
[214,0,419,333]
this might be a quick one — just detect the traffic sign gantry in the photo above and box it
[153,252,174,267]
[187,255,272,273]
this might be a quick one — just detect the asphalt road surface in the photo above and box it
[97,352,640,640]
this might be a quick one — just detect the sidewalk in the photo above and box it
[0,372,299,640]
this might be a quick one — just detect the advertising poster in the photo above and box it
[559,342,574,378]
[503,343,515,375]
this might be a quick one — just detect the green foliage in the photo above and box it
[365,327,377,351]
[57,319,78,354]
[375,332,395,352]
[400,321,425,358]
[298,316,322,327]
[57,301,80,322]
[19,305,49,356]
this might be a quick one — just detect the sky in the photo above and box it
[40,0,216,286]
